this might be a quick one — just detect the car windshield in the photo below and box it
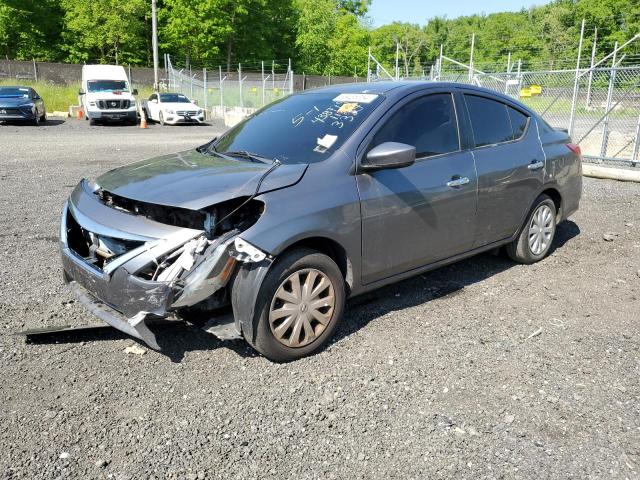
[0,87,30,98]
[160,93,190,103]
[87,80,129,93]
[211,91,385,164]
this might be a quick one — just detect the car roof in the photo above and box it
[300,81,535,115]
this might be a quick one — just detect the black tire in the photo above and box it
[246,248,345,362]
[506,194,557,264]
[40,111,46,123]
[31,112,40,126]
[89,118,97,126]
[159,111,165,126]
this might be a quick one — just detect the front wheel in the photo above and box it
[159,111,165,126]
[506,194,557,264]
[247,248,345,362]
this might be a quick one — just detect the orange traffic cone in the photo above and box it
[139,107,148,129]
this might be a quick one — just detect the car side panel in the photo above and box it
[538,122,582,220]
[239,153,363,291]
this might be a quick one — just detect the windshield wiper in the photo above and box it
[221,150,272,164]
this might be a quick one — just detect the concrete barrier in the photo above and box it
[583,163,640,183]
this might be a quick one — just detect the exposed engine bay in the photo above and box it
[60,178,270,349]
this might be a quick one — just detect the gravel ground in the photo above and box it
[1,119,639,479]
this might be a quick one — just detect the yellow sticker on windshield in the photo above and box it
[336,102,359,115]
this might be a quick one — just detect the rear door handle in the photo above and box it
[446,176,470,188]
[528,161,544,170]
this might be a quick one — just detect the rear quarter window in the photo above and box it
[508,107,529,139]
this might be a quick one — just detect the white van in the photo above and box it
[79,65,138,124]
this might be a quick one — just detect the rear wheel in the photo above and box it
[506,194,556,264]
[247,248,345,362]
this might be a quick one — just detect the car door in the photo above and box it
[356,91,478,285]
[461,92,545,247]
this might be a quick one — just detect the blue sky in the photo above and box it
[368,0,552,26]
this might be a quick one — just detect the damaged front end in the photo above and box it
[60,179,267,349]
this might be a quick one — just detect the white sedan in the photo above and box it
[144,92,205,125]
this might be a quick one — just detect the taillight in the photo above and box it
[566,143,582,159]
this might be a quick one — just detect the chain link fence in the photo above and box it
[433,63,640,167]
[166,55,294,123]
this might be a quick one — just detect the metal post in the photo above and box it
[151,0,159,90]
[507,52,511,73]
[238,63,243,108]
[289,67,294,94]
[203,68,207,112]
[261,61,265,106]
[367,47,371,83]
[32,59,37,82]
[631,114,640,167]
[517,59,522,93]
[586,27,597,108]
[395,42,399,80]
[272,60,275,90]
[568,18,586,136]
[219,65,224,110]
[128,64,132,89]
[438,44,444,80]
[468,33,475,81]
[600,41,618,160]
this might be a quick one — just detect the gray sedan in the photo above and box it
[59,82,582,361]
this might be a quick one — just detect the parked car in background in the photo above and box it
[0,86,46,125]
[79,65,138,125]
[59,82,582,361]
[143,92,205,125]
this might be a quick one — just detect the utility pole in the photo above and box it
[395,42,400,80]
[568,18,586,136]
[468,33,475,81]
[151,0,159,91]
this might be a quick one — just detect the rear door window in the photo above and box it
[464,94,513,147]
[508,107,529,139]
[371,93,459,158]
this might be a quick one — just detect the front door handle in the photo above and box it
[446,176,470,188]
[528,160,544,170]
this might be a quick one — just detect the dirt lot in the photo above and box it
[1,119,639,479]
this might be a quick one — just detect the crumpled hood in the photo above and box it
[96,149,308,211]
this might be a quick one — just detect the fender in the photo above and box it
[230,259,273,342]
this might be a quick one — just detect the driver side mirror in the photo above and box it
[132,89,139,95]
[151,98,158,103]
[361,142,416,171]
[78,89,85,95]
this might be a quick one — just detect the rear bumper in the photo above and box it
[59,180,240,349]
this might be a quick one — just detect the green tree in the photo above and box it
[0,0,63,60]
[61,0,148,64]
